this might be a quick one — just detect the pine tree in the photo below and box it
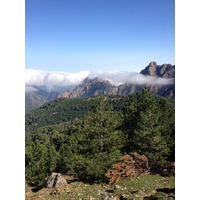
[124,87,170,166]
[25,141,48,186]
[47,143,59,173]
[72,96,126,182]
[158,97,175,162]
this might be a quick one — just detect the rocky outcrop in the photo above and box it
[59,77,116,98]
[140,62,175,98]
[45,173,68,188]
[140,61,175,78]
[59,77,141,98]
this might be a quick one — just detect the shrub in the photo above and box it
[106,153,149,184]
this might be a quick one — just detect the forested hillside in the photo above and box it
[25,88,175,187]
[25,95,131,131]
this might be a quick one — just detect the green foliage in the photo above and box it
[25,92,175,185]
[26,174,175,200]
[123,86,174,165]
[25,95,130,131]
[47,143,60,173]
[25,97,97,131]
[25,141,49,186]
[66,96,125,182]
[157,97,175,162]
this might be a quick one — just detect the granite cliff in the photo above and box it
[140,61,175,78]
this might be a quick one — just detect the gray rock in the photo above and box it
[114,184,122,190]
[45,172,68,188]
[102,197,118,200]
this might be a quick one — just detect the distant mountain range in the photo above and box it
[25,62,175,112]
[25,87,60,112]
[59,62,175,99]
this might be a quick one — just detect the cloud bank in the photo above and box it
[88,71,174,86]
[25,85,38,93]
[25,69,174,92]
[25,69,90,91]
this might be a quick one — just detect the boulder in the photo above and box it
[114,185,123,190]
[45,172,68,188]
[102,197,118,200]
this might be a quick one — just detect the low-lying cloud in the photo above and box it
[25,69,174,92]
[25,85,38,93]
[88,71,174,86]
[25,69,90,91]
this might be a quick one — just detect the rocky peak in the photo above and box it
[140,61,158,77]
[149,61,157,67]
[59,77,113,98]
[83,77,92,83]
[140,62,175,78]
[84,77,112,85]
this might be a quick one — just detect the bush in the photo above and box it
[106,153,149,184]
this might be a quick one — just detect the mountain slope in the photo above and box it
[25,92,48,112]
[25,95,132,132]
[25,93,174,132]
[25,97,95,131]
[25,86,59,112]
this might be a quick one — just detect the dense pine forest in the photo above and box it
[25,87,175,187]
[25,95,131,132]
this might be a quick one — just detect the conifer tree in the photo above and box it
[25,141,48,186]
[72,96,125,181]
[158,97,175,161]
[47,143,59,173]
[124,87,170,166]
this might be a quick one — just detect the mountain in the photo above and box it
[140,61,175,78]
[140,62,175,98]
[58,77,118,98]
[59,62,175,99]
[26,92,48,112]
[25,86,59,112]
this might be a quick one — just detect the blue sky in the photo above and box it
[26,0,175,72]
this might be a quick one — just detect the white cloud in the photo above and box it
[88,70,174,86]
[25,69,174,92]
[25,69,90,91]
[25,69,47,86]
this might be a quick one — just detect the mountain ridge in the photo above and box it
[140,61,175,78]
[59,62,175,99]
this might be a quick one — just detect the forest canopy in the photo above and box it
[25,88,175,186]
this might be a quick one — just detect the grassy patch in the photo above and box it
[26,174,175,200]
